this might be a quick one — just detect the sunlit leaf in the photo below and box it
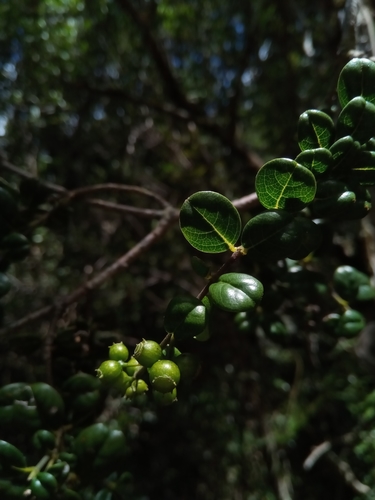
[255,158,316,212]
[336,96,375,144]
[179,191,241,253]
[295,148,332,175]
[298,110,335,151]
[337,58,375,108]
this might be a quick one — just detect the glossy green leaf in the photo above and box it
[164,295,207,340]
[337,96,375,144]
[330,136,359,173]
[295,148,332,175]
[209,273,263,313]
[242,211,298,261]
[336,309,366,336]
[333,265,372,302]
[255,158,316,212]
[179,191,241,253]
[313,180,371,219]
[298,110,335,151]
[337,58,375,108]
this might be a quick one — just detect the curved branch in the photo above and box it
[0,208,178,338]
[86,199,166,218]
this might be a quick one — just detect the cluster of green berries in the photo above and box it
[96,341,200,406]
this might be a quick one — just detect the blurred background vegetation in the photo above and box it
[2,0,375,498]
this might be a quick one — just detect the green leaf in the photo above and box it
[333,265,372,302]
[330,136,359,173]
[242,211,296,261]
[255,158,316,212]
[337,58,375,108]
[337,96,375,144]
[209,273,263,313]
[298,110,335,151]
[295,148,332,175]
[350,150,375,185]
[313,180,372,219]
[336,309,366,336]
[179,191,241,253]
[164,296,207,341]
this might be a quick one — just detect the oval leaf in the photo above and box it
[255,158,316,211]
[209,273,263,313]
[298,110,335,151]
[286,217,322,260]
[295,148,332,175]
[241,211,297,261]
[338,58,375,108]
[179,191,241,253]
[164,296,207,341]
[330,136,359,173]
[337,96,375,144]
[351,150,375,185]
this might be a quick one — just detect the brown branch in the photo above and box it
[0,155,67,194]
[0,190,258,337]
[69,183,170,207]
[0,208,178,337]
[86,199,166,218]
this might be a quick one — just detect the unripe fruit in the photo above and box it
[109,342,129,362]
[174,353,200,382]
[153,388,177,406]
[125,379,148,399]
[124,357,140,376]
[134,339,162,368]
[96,360,122,382]
[112,371,133,393]
[148,360,180,393]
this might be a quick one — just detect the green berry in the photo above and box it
[124,357,141,376]
[109,342,129,362]
[125,379,148,399]
[153,388,177,406]
[134,339,162,367]
[96,360,122,382]
[148,360,181,393]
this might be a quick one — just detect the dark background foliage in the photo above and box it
[1,1,375,499]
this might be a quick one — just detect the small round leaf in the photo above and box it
[164,296,207,340]
[295,148,332,175]
[209,273,263,313]
[179,191,241,253]
[298,110,335,151]
[337,96,375,144]
[337,58,375,108]
[255,158,316,212]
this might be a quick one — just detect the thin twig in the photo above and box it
[327,451,370,495]
[69,183,170,208]
[86,199,166,218]
[303,441,332,471]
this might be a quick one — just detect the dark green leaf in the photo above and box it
[164,295,207,341]
[333,265,372,302]
[337,58,375,108]
[286,217,322,260]
[242,211,299,261]
[298,110,335,151]
[350,150,375,185]
[295,148,332,175]
[337,96,375,144]
[330,136,359,173]
[255,158,316,212]
[209,273,263,313]
[180,191,241,253]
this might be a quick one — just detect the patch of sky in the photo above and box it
[241,67,257,87]
[105,63,119,79]
[171,55,182,69]
[93,105,106,121]
[2,62,17,81]
[258,38,272,61]
[0,115,8,136]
